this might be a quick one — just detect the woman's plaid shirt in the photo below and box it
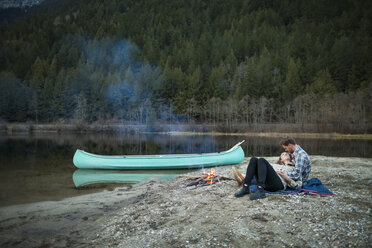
[288,145,311,184]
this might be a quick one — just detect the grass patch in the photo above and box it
[162,131,372,140]
[333,133,372,140]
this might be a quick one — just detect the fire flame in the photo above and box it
[186,168,221,187]
[203,168,217,184]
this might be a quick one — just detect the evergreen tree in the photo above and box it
[306,69,337,95]
[0,0,370,127]
[329,37,354,92]
[283,58,303,101]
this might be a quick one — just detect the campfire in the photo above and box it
[186,168,232,187]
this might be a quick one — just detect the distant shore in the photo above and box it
[164,131,372,140]
[1,122,371,140]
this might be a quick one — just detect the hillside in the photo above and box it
[0,0,371,132]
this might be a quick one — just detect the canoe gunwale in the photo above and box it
[76,148,233,160]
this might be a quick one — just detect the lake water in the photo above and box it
[0,132,371,206]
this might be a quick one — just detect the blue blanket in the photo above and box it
[250,178,334,196]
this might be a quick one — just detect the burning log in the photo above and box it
[185,175,233,180]
[186,168,232,187]
[186,176,207,187]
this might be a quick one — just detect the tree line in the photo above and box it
[0,0,371,133]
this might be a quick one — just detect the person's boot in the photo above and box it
[249,186,266,200]
[234,184,250,197]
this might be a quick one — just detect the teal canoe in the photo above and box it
[73,141,245,170]
[73,169,181,187]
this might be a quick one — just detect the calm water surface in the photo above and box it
[0,132,371,206]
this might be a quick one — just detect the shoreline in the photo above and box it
[1,123,371,140]
[163,131,372,140]
[0,156,371,247]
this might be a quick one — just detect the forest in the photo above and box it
[0,0,371,133]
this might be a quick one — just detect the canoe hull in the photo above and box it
[73,146,245,170]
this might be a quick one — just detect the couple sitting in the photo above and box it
[233,137,311,200]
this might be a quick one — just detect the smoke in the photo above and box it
[69,37,185,131]
[1,34,190,132]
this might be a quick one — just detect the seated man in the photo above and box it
[234,137,311,200]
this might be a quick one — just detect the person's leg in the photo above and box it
[256,158,284,191]
[250,158,284,200]
[234,157,258,197]
[244,157,258,185]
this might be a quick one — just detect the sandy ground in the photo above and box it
[0,156,371,248]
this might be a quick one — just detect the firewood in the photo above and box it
[185,176,204,179]
[185,169,233,187]
[184,175,233,180]
[186,179,203,187]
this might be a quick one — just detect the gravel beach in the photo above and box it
[0,156,371,248]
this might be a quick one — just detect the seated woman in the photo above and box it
[234,152,303,200]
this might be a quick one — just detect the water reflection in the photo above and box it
[1,132,371,158]
[73,169,183,187]
[0,132,371,206]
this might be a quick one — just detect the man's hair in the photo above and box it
[280,137,296,146]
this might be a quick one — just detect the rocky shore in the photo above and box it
[0,156,371,248]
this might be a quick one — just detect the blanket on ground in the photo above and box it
[275,178,334,196]
[250,178,334,196]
